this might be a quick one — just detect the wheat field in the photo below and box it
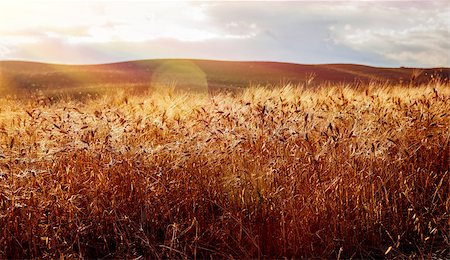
[0,82,449,258]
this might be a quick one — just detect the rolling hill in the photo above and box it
[0,59,448,96]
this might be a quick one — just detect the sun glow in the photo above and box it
[0,1,210,62]
[1,1,215,43]
[0,1,264,63]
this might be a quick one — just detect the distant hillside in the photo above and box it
[0,59,448,96]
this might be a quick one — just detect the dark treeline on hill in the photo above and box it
[0,59,449,96]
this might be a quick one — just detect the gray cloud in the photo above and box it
[201,1,449,67]
[327,2,450,67]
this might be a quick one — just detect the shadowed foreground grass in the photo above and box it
[0,82,449,258]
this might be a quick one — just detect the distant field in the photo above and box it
[0,59,449,96]
[0,81,448,258]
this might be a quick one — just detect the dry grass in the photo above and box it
[0,82,449,258]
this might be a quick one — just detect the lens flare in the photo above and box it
[151,60,208,95]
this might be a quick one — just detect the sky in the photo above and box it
[0,0,449,67]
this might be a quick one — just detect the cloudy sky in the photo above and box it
[0,0,449,67]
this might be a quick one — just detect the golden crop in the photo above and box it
[0,82,449,258]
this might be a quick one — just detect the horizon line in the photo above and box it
[1,58,449,70]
